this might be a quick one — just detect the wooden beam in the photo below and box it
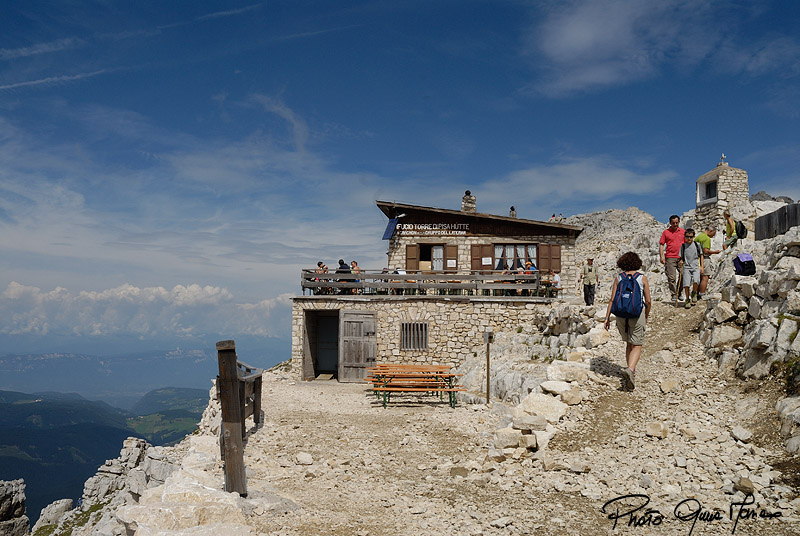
[216,340,247,497]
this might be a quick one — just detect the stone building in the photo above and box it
[695,155,750,232]
[291,192,582,382]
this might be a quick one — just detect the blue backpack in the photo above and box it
[611,272,643,319]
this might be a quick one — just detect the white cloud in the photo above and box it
[478,157,674,211]
[0,281,291,339]
[523,1,800,97]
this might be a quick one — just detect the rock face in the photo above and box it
[0,479,29,536]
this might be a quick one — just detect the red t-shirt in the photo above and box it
[660,227,686,258]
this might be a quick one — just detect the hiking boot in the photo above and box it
[623,368,635,391]
[691,292,698,303]
[685,301,692,309]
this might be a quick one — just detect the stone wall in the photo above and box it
[291,297,605,376]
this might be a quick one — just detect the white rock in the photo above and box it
[296,452,314,466]
[519,393,568,424]
[540,380,572,396]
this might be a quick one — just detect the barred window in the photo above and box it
[401,322,429,350]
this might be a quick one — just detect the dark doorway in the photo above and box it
[304,310,339,380]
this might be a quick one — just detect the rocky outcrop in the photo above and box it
[35,379,294,536]
[0,480,29,536]
[698,227,800,453]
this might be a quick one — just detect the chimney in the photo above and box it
[461,190,476,213]
[509,206,516,218]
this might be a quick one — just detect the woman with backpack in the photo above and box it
[603,251,652,391]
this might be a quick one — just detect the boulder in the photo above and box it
[708,325,743,348]
[539,380,572,396]
[712,301,737,323]
[645,422,668,439]
[519,393,568,424]
[494,427,523,449]
[731,425,753,443]
[512,414,548,432]
[560,389,584,405]
[744,321,777,350]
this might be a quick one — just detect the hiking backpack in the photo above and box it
[611,272,644,319]
[733,253,756,276]
[734,220,748,239]
[680,242,702,263]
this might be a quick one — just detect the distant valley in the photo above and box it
[0,387,209,524]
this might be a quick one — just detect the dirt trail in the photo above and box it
[240,302,798,536]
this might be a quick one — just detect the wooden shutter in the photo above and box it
[537,244,562,272]
[551,245,561,272]
[445,244,458,273]
[406,244,419,271]
[471,244,493,272]
[538,244,551,272]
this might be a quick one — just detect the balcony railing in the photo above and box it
[300,269,559,298]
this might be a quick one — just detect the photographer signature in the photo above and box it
[601,493,782,535]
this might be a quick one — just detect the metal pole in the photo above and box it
[484,330,493,404]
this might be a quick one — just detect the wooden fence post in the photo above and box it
[216,340,247,497]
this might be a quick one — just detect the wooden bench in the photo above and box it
[366,364,465,408]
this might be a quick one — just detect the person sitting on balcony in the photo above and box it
[335,259,350,294]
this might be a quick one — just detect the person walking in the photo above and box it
[722,210,738,250]
[694,226,720,299]
[603,251,651,391]
[680,229,704,308]
[659,215,685,303]
[578,257,599,306]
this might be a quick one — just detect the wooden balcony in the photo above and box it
[300,269,560,300]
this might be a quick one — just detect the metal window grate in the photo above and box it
[401,322,428,350]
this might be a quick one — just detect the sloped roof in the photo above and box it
[376,200,583,235]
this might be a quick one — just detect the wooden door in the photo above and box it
[339,311,377,382]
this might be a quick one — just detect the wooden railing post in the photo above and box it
[216,340,247,497]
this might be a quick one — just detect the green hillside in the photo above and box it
[130,387,208,416]
[0,423,137,525]
[0,387,209,524]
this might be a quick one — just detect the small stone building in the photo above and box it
[695,156,750,233]
[291,192,582,382]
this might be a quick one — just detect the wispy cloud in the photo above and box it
[0,38,84,60]
[478,157,674,215]
[274,25,362,42]
[0,70,108,92]
[522,0,800,98]
[157,3,263,31]
[197,4,262,21]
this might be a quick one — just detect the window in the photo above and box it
[401,322,428,350]
[697,179,718,205]
[406,244,457,272]
[494,244,538,270]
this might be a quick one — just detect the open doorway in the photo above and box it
[304,310,339,379]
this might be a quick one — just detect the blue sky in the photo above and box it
[1,1,799,357]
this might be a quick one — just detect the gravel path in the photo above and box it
[239,303,799,535]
